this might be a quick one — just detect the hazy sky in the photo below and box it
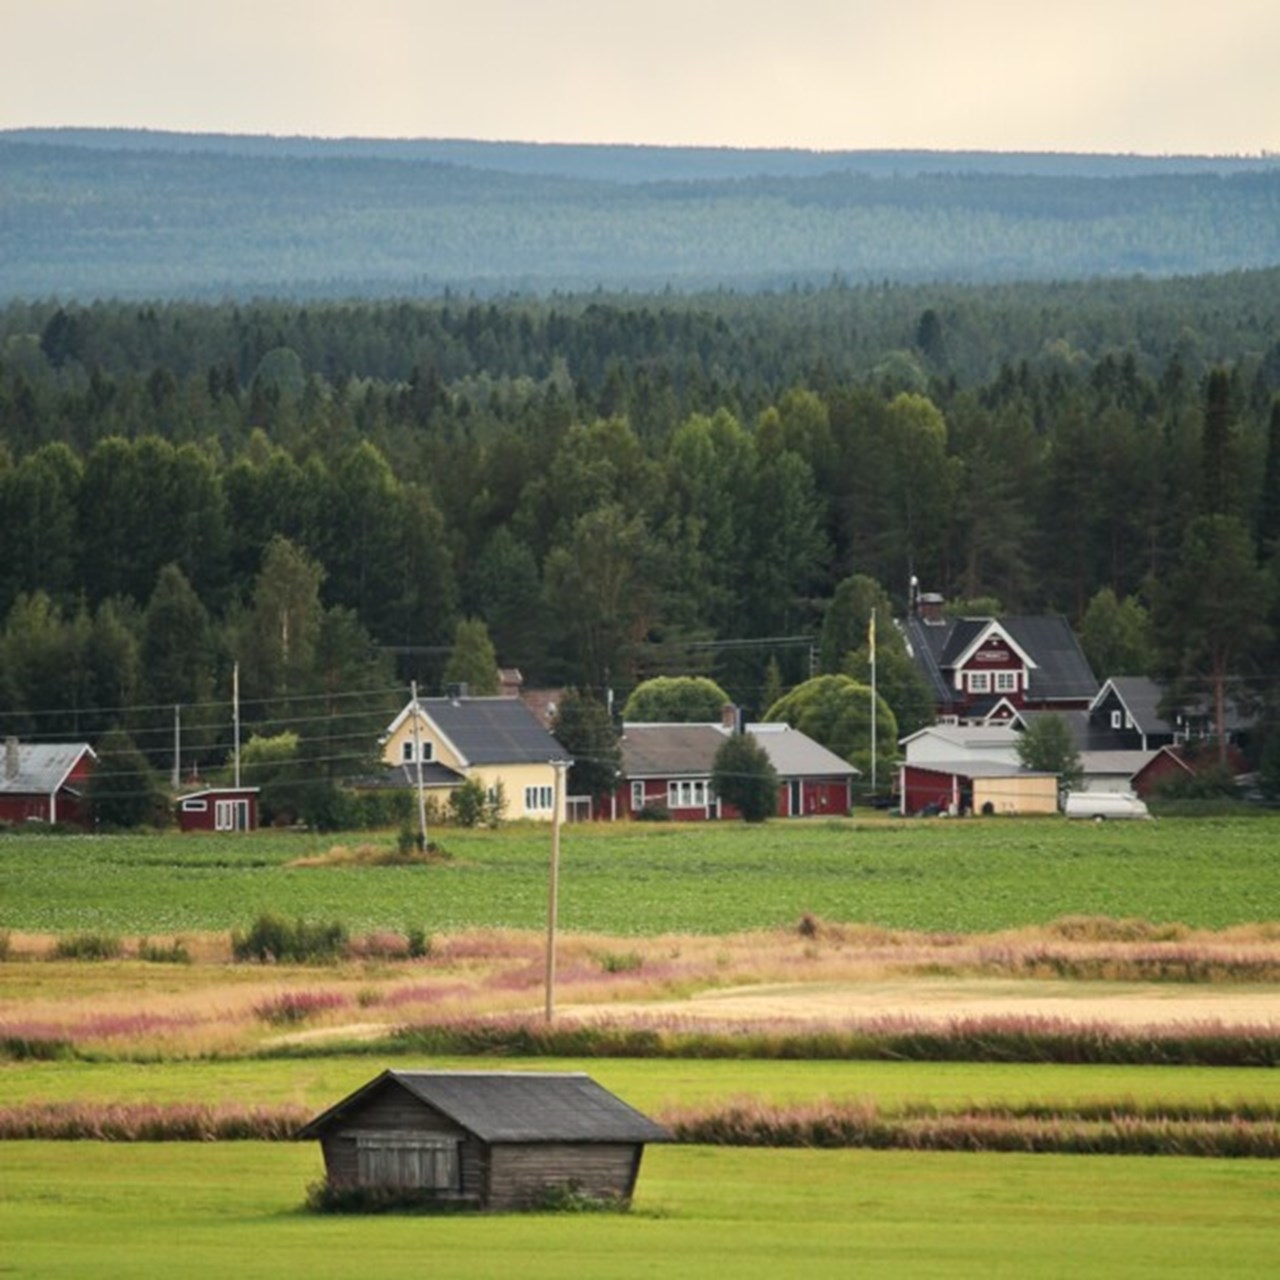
[3,1,1277,154]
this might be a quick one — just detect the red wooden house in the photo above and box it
[0,739,96,827]
[903,593,1098,725]
[596,720,858,821]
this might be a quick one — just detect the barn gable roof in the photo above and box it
[0,742,95,796]
[299,1070,669,1145]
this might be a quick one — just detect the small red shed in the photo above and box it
[176,786,259,832]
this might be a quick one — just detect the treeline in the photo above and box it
[2,285,1280,778]
[3,135,1280,298]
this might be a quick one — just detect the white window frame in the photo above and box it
[181,798,208,812]
[214,798,249,831]
[524,784,555,813]
[402,739,434,763]
[994,670,1018,693]
[354,1133,458,1190]
[966,670,991,694]
[1111,710,1123,730]
[667,779,708,809]
[631,780,645,811]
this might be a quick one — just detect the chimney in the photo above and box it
[446,682,469,703]
[918,592,946,625]
[720,703,741,735]
[5,736,19,781]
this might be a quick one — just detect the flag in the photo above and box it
[867,610,876,661]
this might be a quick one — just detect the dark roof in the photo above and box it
[904,614,1097,706]
[1093,676,1249,736]
[417,697,570,766]
[299,1070,669,1144]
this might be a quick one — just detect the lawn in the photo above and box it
[2,1054,1278,1115]
[2,1142,1275,1279]
[3,815,1278,935]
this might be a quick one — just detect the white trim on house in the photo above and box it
[950,621,1038,679]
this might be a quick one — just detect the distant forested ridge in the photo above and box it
[2,130,1279,299]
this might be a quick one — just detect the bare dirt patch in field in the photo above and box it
[564,978,1280,1029]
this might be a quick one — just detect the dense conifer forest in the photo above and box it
[2,132,1279,797]
[3,130,1279,298]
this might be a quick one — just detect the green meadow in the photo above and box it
[3,814,1278,935]
[2,817,1277,1276]
[4,1054,1279,1115]
[3,1142,1276,1280]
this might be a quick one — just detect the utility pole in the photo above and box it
[233,662,241,788]
[171,704,181,791]
[544,758,569,1023]
[410,680,429,852]
[869,609,877,795]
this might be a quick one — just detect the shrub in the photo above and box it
[530,1181,629,1213]
[406,926,431,959]
[52,932,123,961]
[230,913,347,964]
[305,1181,474,1215]
[595,949,643,974]
[136,937,192,964]
[634,802,670,822]
[448,779,487,827]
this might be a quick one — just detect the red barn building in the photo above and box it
[0,739,95,827]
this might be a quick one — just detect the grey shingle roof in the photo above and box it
[419,697,569,765]
[300,1070,669,1144]
[619,723,726,777]
[746,724,859,777]
[0,742,94,795]
[904,614,1097,706]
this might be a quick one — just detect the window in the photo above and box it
[402,740,434,763]
[994,671,1018,693]
[631,781,645,811]
[355,1134,458,1190]
[668,779,708,809]
[524,785,554,812]
[181,798,207,812]
[966,671,991,694]
[1110,710,1123,730]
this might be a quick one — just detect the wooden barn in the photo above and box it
[298,1070,669,1210]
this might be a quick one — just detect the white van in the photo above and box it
[1063,791,1151,820]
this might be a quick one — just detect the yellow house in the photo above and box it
[381,695,570,823]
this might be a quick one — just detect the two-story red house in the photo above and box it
[902,592,1098,725]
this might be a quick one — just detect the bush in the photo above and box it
[230,913,347,964]
[52,932,123,960]
[634,802,671,822]
[136,937,191,964]
[305,1181,474,1215]
[530,1181,629,1213]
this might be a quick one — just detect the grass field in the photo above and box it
[2,814,1278,934]
[2,817,1276,1275]
[3,1053,1278,1115]
[3,1142,1276,1279]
